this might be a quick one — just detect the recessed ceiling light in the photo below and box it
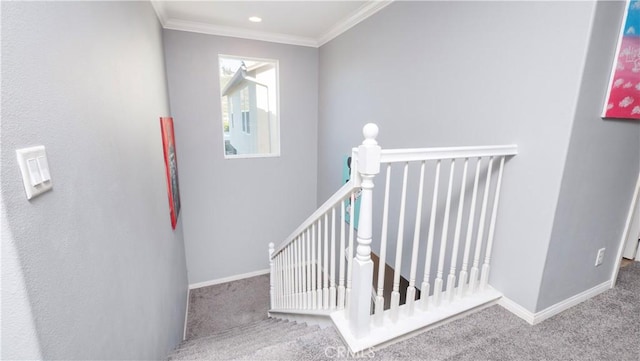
[249,16,262,23]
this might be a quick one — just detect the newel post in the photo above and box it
[269,242,275,310]
[349,123,381,338]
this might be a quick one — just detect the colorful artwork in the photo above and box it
[160,117,181,229]
[603,0,640,120]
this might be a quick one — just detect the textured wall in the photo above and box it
[1,2,188,359]
[539,0,640,311]
[163,30,318,285]
[318,1,595,311]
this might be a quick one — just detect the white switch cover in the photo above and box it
[16,146,53,200]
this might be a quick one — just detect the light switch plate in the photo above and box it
[16,146,53,200]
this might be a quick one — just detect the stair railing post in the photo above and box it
[349,123,380,338]
[269,242,275,310]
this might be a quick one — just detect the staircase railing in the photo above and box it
[269,124,517,351]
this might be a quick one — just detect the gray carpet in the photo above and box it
[185,274,270,340]
[170,262,639,360]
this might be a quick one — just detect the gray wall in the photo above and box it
[1,2,188,359]
[539,1,640,311]
[163,30,318,285]
[318,0,597,311]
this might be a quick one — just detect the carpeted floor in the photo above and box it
[171,262,639,360]
[185,274,270,340]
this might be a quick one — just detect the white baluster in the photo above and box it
[311,223,317,309]
[434,160,455,307]
[480,156,505,290]
[276,253,281,309]
[349,123,380,338]
[298,237,304,308]
[306,228,312,308]
[446,159,468,303]
[301,234,307,309]
[317,219,323,308]
[323,213,329,309]
[330,207,337,309]
[374,164,391,326]
[285,246,290,309]
[406,161,426,315]
[293,241,298,309]
[390,162,409,322]
[293,239,298,309]
[469,157,494,294]
[298,239,303,308]
[269,243,275,309]
[420,160,441,311]
[458,158,482,298]
[338,200,346,310]
[345,191,355,318]
[278,254,283,309]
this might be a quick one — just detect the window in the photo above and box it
[218,55,280,158]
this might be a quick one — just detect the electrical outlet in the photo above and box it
[595,248,605,266]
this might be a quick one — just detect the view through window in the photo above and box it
[219,55,280,158]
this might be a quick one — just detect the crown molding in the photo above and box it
[150,0,168,26]
[317,0,394,47]
[163,18,318,47]
[152,0,394,48]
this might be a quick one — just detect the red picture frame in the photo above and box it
[160,116,181,229]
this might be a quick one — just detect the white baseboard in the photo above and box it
[498,280,610,325]
[188,268,270,290]
[497,297,535,325]
[182,288,190,341]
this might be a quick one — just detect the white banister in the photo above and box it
[349,123,380,338]
[269,123,517,353]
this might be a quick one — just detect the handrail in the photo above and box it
[272,179,357,256]
[379,144,518,163]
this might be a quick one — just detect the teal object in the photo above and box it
[343,155,360,230]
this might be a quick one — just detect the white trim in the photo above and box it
[163,18,318,48]
[149,1,168,26]
[188,268,270,290]
[499,281,611,325]
[332,287,502,353]
[182,288,190,341]
[497,297,535,325]
[151,0,393,48]
[612,172,640,286]
[317,0,394,47]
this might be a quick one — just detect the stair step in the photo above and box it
[168,319,322,361]
[229,325,342,361]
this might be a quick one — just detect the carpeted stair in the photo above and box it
[168,318,342,361]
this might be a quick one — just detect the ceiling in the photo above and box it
[151,1,393,47]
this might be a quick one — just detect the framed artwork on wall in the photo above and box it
[160,116,181,229]
[602,0,640,120]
